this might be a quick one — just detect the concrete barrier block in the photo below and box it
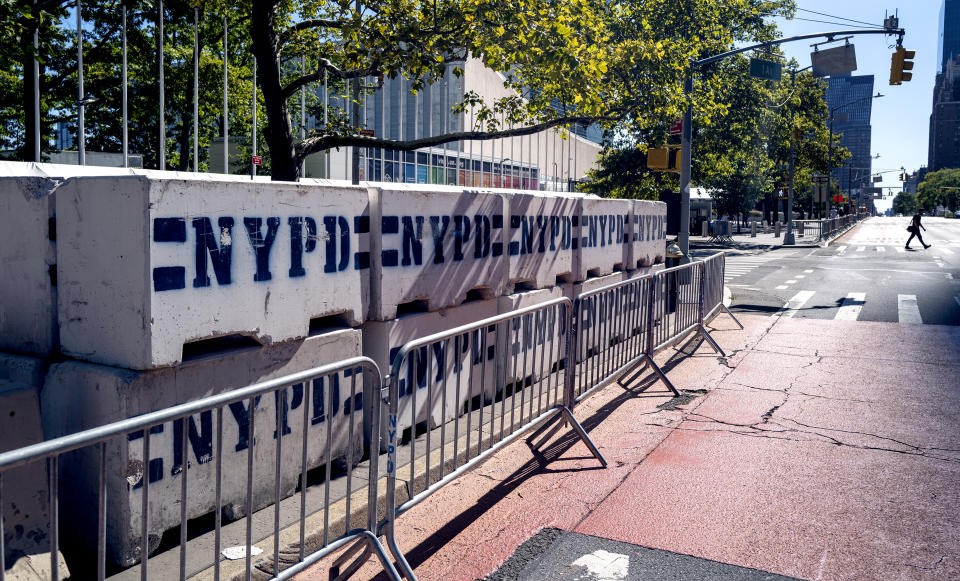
[362,300,498,437]
[55,175,369,369]
[0,380,55,572]
[629,200,667,269]
[497,287,566,385]
[504,192,576,290]
[368,185,505,320]
[576,197,632,281]
[40,328,363,567]
[0,353,48,388]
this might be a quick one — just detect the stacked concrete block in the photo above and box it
[503,192,577,291]
[628,200,667,270]
[367,185,505,320]
[575,196,632,281]
[497,287,566,388]
[40,328,363,566]
[362,300,498,438]
[0,354,55,572]
[55,175,369,369]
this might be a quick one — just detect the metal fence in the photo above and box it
[380,298,607,580]
[1,254,736,581]
[0,357,398,581]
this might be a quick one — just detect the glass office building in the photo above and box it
[825,74,875,193]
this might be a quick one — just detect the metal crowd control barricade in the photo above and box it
[699,253,743,330]
[381,298,607,581]
[570,273,675,401]
[0,357,401,581]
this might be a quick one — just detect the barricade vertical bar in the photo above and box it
[427,343,435,486]
[299,382,309,562]
[49,456,58,581]
[214,408,223,581]
[180,415,189,580]
[537,310,549,416]
[245,397,255,581]
[98,443,107,581]
[509,315,520,432]
[520,314,530,424]
[346,372,357,531]
[324,375,333,546]
[273,387,283,578]
[140,433,150,581]
[466,333,475,462]
[451,335,460,476]
[410,353,418,486]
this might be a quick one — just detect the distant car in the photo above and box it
[954,210,960,218]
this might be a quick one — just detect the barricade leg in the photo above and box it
[696,324,726,357]
[329,531,404,581]
[560,407,608,467]
[718,304,744,329]
[638,355,680,397]
[526,407,607,467]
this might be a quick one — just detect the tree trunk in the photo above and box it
[252,0,298,182]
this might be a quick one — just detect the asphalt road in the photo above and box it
[714,216,960,326]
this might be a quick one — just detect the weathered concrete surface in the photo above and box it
[40,328,362,567]
[55,175,369,369]
[299,314,960,581]
[575,197,631,281]
[503,192,577,291]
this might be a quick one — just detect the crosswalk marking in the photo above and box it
[781,290,816,318]
[724,252,800,281]
[835,292,866,321]
[898,294,922,324]
[876,247,886,253]
[940,247,954,255]
[776,285,789,290]
[856,246,865,252]
[837,246,848,255]
[896,247,905,253]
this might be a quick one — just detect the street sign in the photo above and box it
[749,57,782,81]
[811,43,858,77]
[812,174,830,184]
[359,129,375,137]
[873,176,882,183]
[668,120,683,135]
[864,187,882,194]
[251,155,263,166]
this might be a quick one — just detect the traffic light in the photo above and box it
[889,46,916,85]
[647,146,682,173]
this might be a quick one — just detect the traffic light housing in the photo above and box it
[889,46,916,85]
[647,146,682,173]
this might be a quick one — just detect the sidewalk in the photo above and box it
[689,223,846,252]
[299,313,960,581]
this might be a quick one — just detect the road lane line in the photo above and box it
[877,247,886,253]
[837,246,848,255]
[804,269,813,273]
[782,290,816,318]
[896,247,905,253]
[786,279,798,284]
[835,292,866,321]
[940,247,954,255]
[856,246,865,252]
[776,285,789,290]
[795,274,806,278]
[898,294,923,324]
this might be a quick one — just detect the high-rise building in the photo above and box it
[825,74,875,193]
[930,0,960,171]
[939,0,960,73]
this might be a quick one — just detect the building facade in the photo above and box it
[825,74,875,194]
[298,58,603,190]
[930,1,960,171]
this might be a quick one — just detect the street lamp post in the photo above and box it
[784,65,812,245]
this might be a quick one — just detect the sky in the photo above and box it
[772,1,942,211]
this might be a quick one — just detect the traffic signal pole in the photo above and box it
[677,27,904,259]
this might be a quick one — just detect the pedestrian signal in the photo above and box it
[647,146,682,173]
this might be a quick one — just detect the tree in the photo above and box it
[892,191,917,216]
[917,168,960,213]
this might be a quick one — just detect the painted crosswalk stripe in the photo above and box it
[781,290,816,318]
[835,292,866,321]
[876,247,886,253]
[837,246,847,255]
[896,247,905,253]
[856,246,865,252]
[898,294,923,324]
[941,247,954,255]
[804,270,813,273]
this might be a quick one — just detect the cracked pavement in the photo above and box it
[300,313,960,581]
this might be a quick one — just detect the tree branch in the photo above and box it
[278,18,345,49]
[280,59,383,100]
[295,113,621,163]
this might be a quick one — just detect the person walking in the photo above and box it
[905,209,931,249]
